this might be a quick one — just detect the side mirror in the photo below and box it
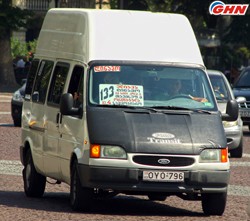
[60,93,80,116]
[222,100,239,121]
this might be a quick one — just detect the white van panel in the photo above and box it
[36,9,203,66]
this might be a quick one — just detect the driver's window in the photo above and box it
[68,65,84,108]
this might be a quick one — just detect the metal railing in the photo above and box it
[61,0,96,8]
[13,0,97,10]
[13,0,49,11]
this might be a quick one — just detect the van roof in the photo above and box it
[36,9,204,67]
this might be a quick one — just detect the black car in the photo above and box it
[11,82,26,126]
[233,66,250,130]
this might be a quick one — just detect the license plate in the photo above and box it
[143,170,184,182]
[240,110,250,117]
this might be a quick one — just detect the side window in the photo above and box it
[48,62,69,105]
[32,60,54,103]
[68,65,84,108]
[25,59,40,100]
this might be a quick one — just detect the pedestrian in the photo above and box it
[16,56,25,68]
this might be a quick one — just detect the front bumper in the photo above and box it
[224,125,242,150]
[78,165,229,193]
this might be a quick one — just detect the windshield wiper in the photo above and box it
[151,105,190,110]
[150,106,212,114]
[98,104,212,114]
[98,104,160,112]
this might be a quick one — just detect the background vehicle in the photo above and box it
[233,66,250,130]
[208,70,245,158]
[11,82,26,127]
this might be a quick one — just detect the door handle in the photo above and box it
[56,113,62,124]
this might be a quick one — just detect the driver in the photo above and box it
[213,84,225,98]
[167,79,208,102]
[168,79,182,96]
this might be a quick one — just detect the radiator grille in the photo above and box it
[133,155,195,167]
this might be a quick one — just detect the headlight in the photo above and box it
[90,144,127,159]
[101,145,127,158]
[199,148,228,163]
[12,90,23,102]
[223,120,238,128]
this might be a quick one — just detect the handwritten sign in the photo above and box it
[94,66,121,72]
[99,84,144,106]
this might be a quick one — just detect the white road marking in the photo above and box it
[0,160,22,176]
[0,95,12,97]
[228,185,250,197]
[243,153,250,158]
[0,112,11,115]
[0,95,12,102]
[230,162,250,167]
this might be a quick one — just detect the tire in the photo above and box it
[147,194,167,201]
[13,118,21,127]
[201,192,227,216]
[70,160,93,211]
[230,136,243,158]
[23,149,46,197]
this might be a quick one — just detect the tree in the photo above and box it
[115,0,249,70]
[0,0,32,90]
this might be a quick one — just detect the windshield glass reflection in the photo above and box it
[89,64,216,110]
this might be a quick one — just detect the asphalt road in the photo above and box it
[0,93,249,221]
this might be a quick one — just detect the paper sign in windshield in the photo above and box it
[99,84,144,106]
[94,66,121,72]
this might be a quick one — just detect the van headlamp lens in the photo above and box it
[223,120,238,128]
[199,148,228,163]
[199,149,220,162]
[101,145,127,159]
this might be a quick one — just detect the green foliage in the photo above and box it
[237,47,250,59]
[11,37,37,59]
[109,0,119,9]
[223,15,250,48]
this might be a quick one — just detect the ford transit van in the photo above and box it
[20,9,238,215]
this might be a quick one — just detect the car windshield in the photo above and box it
[209,75,230,101]
[234,69,250,88]
[88,64,216,111]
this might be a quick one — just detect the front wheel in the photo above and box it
[201,192,227,216]
[70,160,93,211]
[13,118,21,127]
[23,149,46,197]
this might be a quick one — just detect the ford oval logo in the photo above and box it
[152,133,175,139]
[158,159,170,165]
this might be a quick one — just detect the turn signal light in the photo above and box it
[221,148,228,163]
[90,144,100,158]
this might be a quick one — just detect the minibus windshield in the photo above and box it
[88,64,216,111]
